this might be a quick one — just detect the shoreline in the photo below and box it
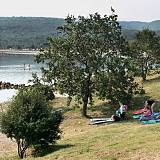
[0,49,38,55]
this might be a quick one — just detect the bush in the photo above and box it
[0,87,63,159]
[33,83,55,100]
[29,73,55,101]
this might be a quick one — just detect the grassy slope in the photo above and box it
[1,75,160,160]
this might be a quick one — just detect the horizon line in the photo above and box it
[0,16,159,23]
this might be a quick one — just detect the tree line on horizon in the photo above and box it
[0,17,160,49]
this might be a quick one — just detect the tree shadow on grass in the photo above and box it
[130,95,160,110]
[88,94,157,119]
[32,144,74,157]
[129,95,151,110]
[88,101,119,118]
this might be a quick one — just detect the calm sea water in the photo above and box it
[0,53,43,102]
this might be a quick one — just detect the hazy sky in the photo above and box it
[0,0,159,21]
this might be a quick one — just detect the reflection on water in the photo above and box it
[0,53,43,102]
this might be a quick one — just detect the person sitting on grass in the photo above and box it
[140,99,155,121]
[111,102,128,121]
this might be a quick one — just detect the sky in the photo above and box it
[0,0,159,22]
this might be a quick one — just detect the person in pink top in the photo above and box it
[140,99,155,121]
[143,106,152,117]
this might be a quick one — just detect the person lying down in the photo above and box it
[90,102,128,124]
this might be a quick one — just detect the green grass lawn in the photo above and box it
[0,75,160,160]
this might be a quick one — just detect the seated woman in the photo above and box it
[111,103,128,121]
[146,99,155,113]
[140,99,155,121]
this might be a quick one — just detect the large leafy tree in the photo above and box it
[131,29,160,81]
[36,12,139,117]
[95,57,140,104]
[0,86,63,159]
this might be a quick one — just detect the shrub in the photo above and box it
[0,86,63,159]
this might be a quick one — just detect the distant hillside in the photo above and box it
[120,20,160,31]
[119,20,160,40]
[0,17,65,49]
[0,17,160,49]
[120,21,147,31]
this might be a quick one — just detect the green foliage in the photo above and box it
[131,29,160,81]
[0,86,63,158]
[95,61,140,104]
[36,12,140,116]
[29,73,55,100]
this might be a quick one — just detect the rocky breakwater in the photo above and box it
[0,81,26,90]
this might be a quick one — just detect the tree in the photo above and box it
[131,29,160,81]
[36,12,139,117]
[95,57,140,104]
[0,86,63,159]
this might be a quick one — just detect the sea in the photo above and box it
[0,53,43,103]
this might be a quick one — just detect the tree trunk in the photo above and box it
[142,57,149,81]
[142,73,146,81]
[17,139,28,159]
[82,76,91,117]
[82,97,88,117]
[17,140,21,158]
[141,65,147,81]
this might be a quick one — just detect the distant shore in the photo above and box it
[0,49,38,55]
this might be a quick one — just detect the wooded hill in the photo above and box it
[0,17,65,49]
[0,17,160,49]
[120,20,160,31]
[120,20,160,40]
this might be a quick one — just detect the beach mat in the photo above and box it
[132,109,144,115]
[90,118,114,125]
[90,118,113,122]
[132,114,142,119]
